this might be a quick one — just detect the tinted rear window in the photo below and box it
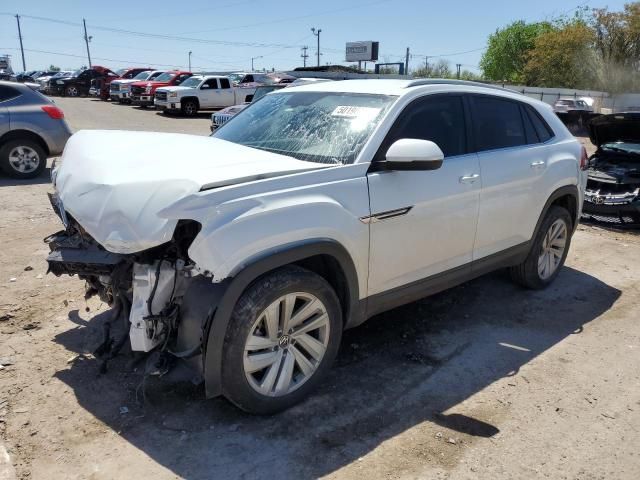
[472,96,526,151]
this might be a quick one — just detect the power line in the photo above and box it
[13,14,311,50]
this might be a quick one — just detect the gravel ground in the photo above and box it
[1,97,639,480]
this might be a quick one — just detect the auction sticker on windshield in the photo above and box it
[331,106,381,118]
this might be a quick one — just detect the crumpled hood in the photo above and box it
[589,113,640,146]
[55,130,323,254]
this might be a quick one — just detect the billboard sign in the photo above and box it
[345,41,379,62]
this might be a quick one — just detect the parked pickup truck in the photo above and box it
[129,71,192,107]
[154,75,257,116]
[90,67,152,101]
[110,70,165,103]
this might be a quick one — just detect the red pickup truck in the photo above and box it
[90,67,152,101]
[129,70,193,107]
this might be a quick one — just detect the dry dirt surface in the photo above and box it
[1,97,640,480]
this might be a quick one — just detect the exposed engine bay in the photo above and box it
[45,192,204,372]
[583,113,640,227]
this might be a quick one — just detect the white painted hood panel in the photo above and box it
[55,130,321,253]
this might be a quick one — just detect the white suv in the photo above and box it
[46,79,587,414]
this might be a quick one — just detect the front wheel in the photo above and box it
[181,100,198,117]
[222,266,342,414]
[510,205,572,289]
[65,85,79,97]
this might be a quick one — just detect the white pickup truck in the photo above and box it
[154,75,258,116]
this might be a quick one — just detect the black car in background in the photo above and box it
[583,112,640,227]
[48,66,115,97]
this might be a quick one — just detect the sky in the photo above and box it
[0,0,631,75]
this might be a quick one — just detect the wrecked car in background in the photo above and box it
[582,112,640,227]
[45,80,586,414]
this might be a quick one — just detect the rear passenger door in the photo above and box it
[470,95,554,260]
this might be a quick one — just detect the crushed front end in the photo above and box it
[45,192,208,375]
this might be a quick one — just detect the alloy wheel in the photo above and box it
[8,146,40,174]
[66,86,78,97]
[243,292,330,397]
[538,218,567,280]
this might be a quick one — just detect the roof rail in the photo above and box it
[406,78,520,94]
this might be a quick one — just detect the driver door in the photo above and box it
[366,94,481,298]
[198,78,219,108]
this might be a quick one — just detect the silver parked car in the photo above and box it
[0,81,72,179]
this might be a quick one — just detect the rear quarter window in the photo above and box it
[0,85,21,102]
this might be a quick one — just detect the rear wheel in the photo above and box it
[222,266,342,414]
[0,139,47,179]
[181,100,198,117]
[510,205,572,289]
[65,85,79,97]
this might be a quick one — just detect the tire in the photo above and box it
[510,205,573,289]
[181,100,198,117]
[65,85,79,97]
[222,265,342,414]
[0,139,47,179]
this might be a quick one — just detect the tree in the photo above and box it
[413,59,453,78]
[523,23,597,88]
[49,65,61,72]
[480,20,554,82]
[590,3,640,92]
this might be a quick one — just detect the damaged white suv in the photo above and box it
[46,79,587,414]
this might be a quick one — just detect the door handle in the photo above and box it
[459,174,480,184]
[530,161,546,168]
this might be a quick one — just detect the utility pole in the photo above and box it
[456,63,462,79]
[311,28,321,67]
[251,56,262,71]
[82,19,92,68]
[424,56,429,76]
[300,46,309,67]
[188,51,192,71]
[405,47,410,76]
[15,15,26,71]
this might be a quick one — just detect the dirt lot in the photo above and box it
[1,97,639,480]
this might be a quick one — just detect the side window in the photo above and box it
[525,105,553,143]
[0,85,21,102]
[243,75,254,83]
[202,78,219,89]
[380,95,466,158]
[219,78,231,89]
[471,96,526,151]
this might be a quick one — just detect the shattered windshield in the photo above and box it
[213,92,396,164]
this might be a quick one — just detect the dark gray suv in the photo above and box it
[0,81,72,179]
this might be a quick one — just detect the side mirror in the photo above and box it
[380,139,444,171]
